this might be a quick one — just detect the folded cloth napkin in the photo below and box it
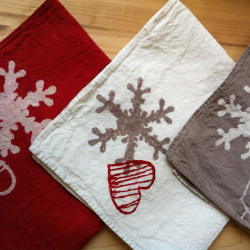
[0,0,110,249]
[30,0,235,249]
[167,44,250,231]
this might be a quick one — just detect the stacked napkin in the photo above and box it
[0,0,110,249]
[167,45,250,231]
[30,0,236,249]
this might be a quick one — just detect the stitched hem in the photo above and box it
[0,0,54,51]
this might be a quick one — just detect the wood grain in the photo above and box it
[1,0,250,249]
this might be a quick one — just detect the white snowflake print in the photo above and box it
[0,61,56,196]
[215,86,250,160]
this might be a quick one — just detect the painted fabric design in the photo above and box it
[215,86,250,159]
[0,0,110,249]
[30,0,235,249]
[167,45,250,231]
[0,160,16,196]
[0,61,56,195]
[108,160,155,214]
[89,77,174,213]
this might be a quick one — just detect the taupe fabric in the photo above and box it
[172,169,213,206]
[167,45,250,230]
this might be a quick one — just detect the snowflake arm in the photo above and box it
[244,85,250,94]
[0,121,20,157]
[241,142,250,160]
[141,129,170,160]
[217,95,246,119]
[16,80,56,109]
[127,77,150,116]
[88,127,118,153]
[0,61,26,96]
[215,127,243,150]
[95,91,125,119]
[18,114,52,143]
[145,99,174,124]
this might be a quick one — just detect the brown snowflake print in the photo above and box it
[88,77,174,165]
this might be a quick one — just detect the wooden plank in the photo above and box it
[0,0,250,249]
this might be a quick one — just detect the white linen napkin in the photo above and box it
[30,0,235,249]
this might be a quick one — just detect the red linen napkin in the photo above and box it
[0,0,110,249]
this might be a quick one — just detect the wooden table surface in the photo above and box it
[1,0,250,249]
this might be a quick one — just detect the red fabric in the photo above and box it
[0,0,110,249]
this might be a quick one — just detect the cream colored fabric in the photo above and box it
[30,0,235,249]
